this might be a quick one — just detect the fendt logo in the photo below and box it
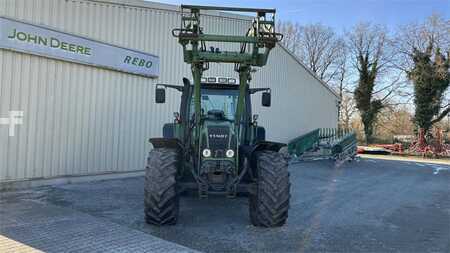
[0,111,24,137]
[209,134,228,139]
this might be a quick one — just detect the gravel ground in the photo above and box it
[1,157,449,252]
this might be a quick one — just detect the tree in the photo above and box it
[397,14,450,135]
[396,13,449,71]
[408,46,450,133]
[374,106,415,142]
[348,23,397,144]
[334,44,353,126]
[339,93,357,130]
[278,21,302,55]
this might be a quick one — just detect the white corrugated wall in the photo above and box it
[0,0,338,182]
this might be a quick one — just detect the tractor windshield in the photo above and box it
[191,88,239,121]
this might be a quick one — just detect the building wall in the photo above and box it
[0,0,338,182]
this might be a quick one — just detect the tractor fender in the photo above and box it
[240,141,286,168]
[149,138,184,151]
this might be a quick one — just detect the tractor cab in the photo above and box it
[195,77,242,123]
[155,77,269,145]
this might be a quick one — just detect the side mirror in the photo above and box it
[262,91,271,107]
[155,87,166,103]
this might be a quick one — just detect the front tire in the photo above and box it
[249,150,290,227]
[144,148,180,226]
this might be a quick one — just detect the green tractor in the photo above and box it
[144,5,290,227]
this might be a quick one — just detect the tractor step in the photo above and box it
[199,182,209,198]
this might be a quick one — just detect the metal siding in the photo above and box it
[252,46,339,144]
[0,0,337,181]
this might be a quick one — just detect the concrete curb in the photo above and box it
[359,154,450,165]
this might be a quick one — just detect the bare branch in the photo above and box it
[278,22,346,85]
[431,107,450,125]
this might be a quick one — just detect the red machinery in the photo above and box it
[409,128,450,157]
[372,144,403,153]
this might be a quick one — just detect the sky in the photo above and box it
[149,0,449,32]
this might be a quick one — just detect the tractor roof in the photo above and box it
[199,83,239,90]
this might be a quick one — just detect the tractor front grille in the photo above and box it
[208,126,230,158]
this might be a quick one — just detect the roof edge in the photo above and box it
[277,43,341,100]
[86,0,253,21]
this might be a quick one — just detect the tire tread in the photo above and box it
[144,148,179,226]
[249,150,290,227]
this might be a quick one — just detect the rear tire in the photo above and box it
[249,150,290,227]
[144,148,179,226]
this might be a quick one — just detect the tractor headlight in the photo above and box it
[202,149,211,158]
[226,149,235,158]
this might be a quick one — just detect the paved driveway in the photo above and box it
[1,158,449,252]
[0,196,195,253]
